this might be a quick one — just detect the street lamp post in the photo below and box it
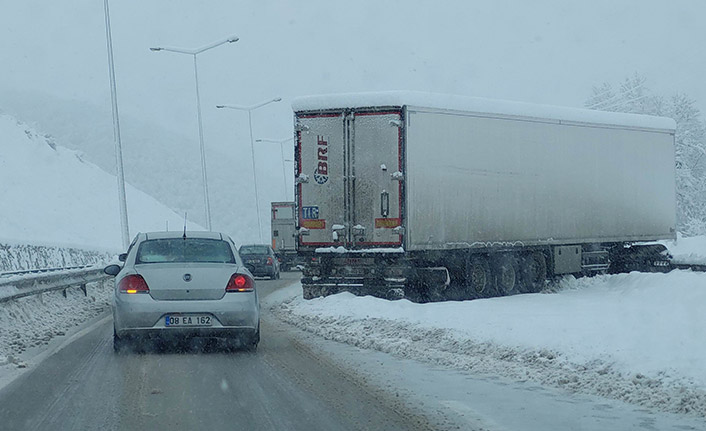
[256,137,294,199]
[216,98,282,242]
[150,34,239,231]
[103,0,129,249]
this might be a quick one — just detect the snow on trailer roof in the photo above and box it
[292,91,676,132]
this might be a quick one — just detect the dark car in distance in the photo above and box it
[239,244,281,279]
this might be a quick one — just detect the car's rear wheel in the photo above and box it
[225,327,259,352]
[247,327,260,352]
[113,328,130,353]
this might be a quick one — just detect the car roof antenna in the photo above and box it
[183,213,187,240]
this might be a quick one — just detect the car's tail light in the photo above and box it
[266,257,273,266]
[225,273,254,292]
[118,274,149,294]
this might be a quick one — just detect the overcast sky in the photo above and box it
[1,0,704,152]
[1,0,704,242]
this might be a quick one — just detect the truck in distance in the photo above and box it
[271,201,298,271]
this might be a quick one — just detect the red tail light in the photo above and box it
[118,274,149,294]
[226,273,254,292]
[266,257,273,266]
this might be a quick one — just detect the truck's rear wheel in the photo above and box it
[492,254,519,296]
[465,256,492,296]
[302,284,320,300]
[519,251,547,293]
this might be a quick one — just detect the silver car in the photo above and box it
[104,231,260,352]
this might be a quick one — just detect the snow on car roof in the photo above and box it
[292,91,676,132]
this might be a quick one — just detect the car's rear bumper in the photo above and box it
[116,327,258,342]
[113,291,259,338]
[245,264,276,277]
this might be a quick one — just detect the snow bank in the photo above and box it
[0,242,110,272]
[273,270,706,416]
[292,91,676,131]
[0,113,202,251]
[662,233,706,265]
[0,279,111,367]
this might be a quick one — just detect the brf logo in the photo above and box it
[314,135,329,184]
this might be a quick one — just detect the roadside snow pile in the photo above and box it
[663,234,706,265]
[0,279,111,367]
[272,271,706,417]
[0,242,110,272]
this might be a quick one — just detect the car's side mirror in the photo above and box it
[118,253,127,262]
[104,264,122,277]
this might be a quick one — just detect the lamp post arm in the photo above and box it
[193,35,239,54]
[150,46,197,55]
[150,35,239,56]
[216,97,281,112]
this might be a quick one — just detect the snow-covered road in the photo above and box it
[2,268,706,430]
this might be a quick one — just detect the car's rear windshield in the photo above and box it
[136,238,236,264]
[239,245,269,255]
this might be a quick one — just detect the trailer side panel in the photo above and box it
[405,108,677,250]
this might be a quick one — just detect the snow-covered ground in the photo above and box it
[0,279,112,369]
[270,266,706,418]
[663,233,706,265]
[0,113,201,251]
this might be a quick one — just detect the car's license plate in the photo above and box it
[165,315,212,327]
[246,259,258,264]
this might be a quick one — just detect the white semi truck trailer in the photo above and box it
[292,92,676,301]
[271,201,298,270]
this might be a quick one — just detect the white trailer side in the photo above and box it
[404,107,676,250]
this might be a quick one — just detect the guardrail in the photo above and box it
[0,266,110,304]
[0,265,93,278]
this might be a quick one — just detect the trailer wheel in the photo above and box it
[492,254,519,296]
[386,288,406,300]
[465,256,492,296]
[519,252,547,293]
[302,285,320,300]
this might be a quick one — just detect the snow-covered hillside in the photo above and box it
[0,113,201,250]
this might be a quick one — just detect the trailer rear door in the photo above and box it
[296,109,404,249]
[350,111,404,247]
[296,113,346,247]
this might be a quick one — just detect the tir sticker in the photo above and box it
[302,206,319,220]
